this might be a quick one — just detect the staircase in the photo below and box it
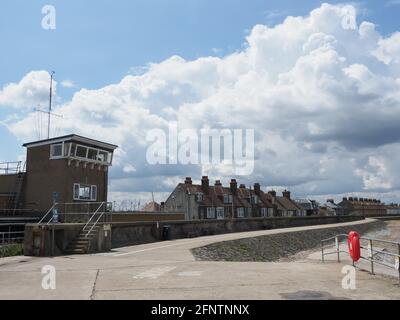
[64,202,107,255]
[37,201,109,255]
[64,224,101,254]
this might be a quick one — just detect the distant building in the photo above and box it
[163,177,304,220]
[269,190,306,217]
[338,197,386,217]
[0,134,118,214]
[142,201,161,212]
[386,204,400,215]
[318,199,344,216]
[294,199,319,216]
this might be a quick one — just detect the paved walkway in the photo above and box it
[0,219,399,300]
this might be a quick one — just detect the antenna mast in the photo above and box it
[47,71,55,139]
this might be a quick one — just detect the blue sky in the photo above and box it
[1,1,400,203]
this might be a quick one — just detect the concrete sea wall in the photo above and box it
[24,215,364,256]
[191,219,386,262]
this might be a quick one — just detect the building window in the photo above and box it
[76,145,88,158]
[50,143,63,159]
[216,207,224,219]
[261,208,268,217]
[196,192,204,202]
[223,194,233,204]
[237,207,245,218]
[73,183,97,201]
[206,207,215,219]
[252,195,259,204]
[268,208,274,217]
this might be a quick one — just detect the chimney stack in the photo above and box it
[282,190,291,199]
[268,190,277,198]
[215,180,222,186]
[201,176,209,194]
[239,184,246,189]
[184,177,192,185]
[230,179,238,195]
[254,183,261,195]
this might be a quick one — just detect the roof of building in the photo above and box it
[276,196,303,211]
[22,134,118,151]
[169,178,303,212]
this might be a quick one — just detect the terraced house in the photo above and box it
[162,176,305,220]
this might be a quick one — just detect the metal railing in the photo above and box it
[37,202,112,225]
[0,161,25,175]
[0,231,25,245]
[321,234,400,284]
[81,202,109,237]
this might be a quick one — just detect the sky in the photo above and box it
[1,1,400,207]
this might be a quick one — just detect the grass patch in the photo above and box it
[0,244,24,258]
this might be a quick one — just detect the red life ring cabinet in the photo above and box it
[348,231,361,262]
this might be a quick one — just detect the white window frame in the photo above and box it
[206,207,215,219]
[223,194,232,204]
[73,183,97,201]
[74,144,112,165]
[237,207,245,218]
[50,143,64,159]
[216,207,224,219]
[196,192,203,202]
[261,208,268,217]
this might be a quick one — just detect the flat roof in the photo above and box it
[22,134,118,151]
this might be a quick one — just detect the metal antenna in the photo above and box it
[47,71,55,139]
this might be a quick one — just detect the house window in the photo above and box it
[223,194,233,204]
[237,207,245,218]
[261,208,268,217]
[73,183,97,201]
[50,143,63,158]
[268,208,274,217]
[206,207,215,219]
[216,207,224,219]
[196,192,204,202]
[252,195,259,204]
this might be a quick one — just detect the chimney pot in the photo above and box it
[184,177,192,185]
[282,190,291,199]
[268,190,277,197]
[254,183,261,195]
[230,179,238,195]
[201,176,209,194]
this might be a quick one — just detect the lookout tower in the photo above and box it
[20,134,118,213]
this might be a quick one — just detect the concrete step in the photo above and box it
[65,248,86,254]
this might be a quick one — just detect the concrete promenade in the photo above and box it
[0,218,399,300]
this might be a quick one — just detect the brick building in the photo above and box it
[0,134,118,214]
[162,176,305,220]
[338,197,386,217]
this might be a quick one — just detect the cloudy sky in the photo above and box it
[1,1,400,207]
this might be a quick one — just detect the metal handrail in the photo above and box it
[0,161,25,175]
[37,203,57,224]
[0,231,25,245]
[321,233,400,284]
[84,209,107,238]
[82,202,105,230]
